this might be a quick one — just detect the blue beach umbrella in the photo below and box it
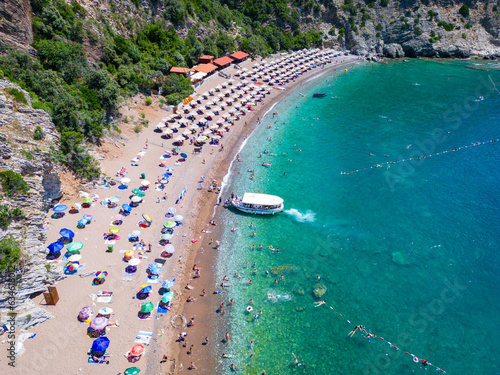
[53,204,67,212]
[180,153,188,158]
[138,284,152,294]
[122,204,131,212]
[162,280,174,289]
[165,168,174,173]
[92,337,110,352]
[47,241,64,254]
[59,228,75,239]
[77,219,87,227]
[147,262,162,275]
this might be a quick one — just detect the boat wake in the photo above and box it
[285,208,316,223]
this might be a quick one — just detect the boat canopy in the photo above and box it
[241,193,283,206]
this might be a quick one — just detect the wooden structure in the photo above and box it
[43,286,59,305]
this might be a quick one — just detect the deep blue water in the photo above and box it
[214,59,500,374]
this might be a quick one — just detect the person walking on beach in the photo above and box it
[225,332,230,342]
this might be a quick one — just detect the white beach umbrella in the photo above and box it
[196,136,208,142]
[202,129,212,135]
[182,129,191,136]
[206,100,214,106]
[175,135,185,141]
[141,180,150,186]
[131,196,142,203]
[211,135,221,140]
[189,124,199,130]
[162,128,173,135]
[156,122,166,128]
[209,124,219,130]
[119,178,131,184]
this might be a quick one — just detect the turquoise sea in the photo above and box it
[214,59,500,374]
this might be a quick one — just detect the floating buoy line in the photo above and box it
[340,138,499,175]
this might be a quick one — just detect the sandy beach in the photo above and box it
[2,50,359,375]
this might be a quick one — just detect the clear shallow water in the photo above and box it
[215,60,500,374]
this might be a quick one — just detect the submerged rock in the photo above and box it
[294,287,305,296]
[391,252,408,266]
[313,283,327,298]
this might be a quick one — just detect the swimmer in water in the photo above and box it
[292,352,301,366]
[314,300,326,307]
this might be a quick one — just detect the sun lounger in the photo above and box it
[135,331,152,345]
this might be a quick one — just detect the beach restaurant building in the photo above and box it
[230,51,249,63]
[192,63,218,77]
[213,56,234,69]
[169,67,192,78]
[198,55,214,64]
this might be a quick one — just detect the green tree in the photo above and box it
[0,236,22,272]
[0,171,30,195]
[459,5,469,18]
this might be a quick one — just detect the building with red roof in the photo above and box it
[230,51,249,62]
[198,55,214,64]
[213,56,234,68]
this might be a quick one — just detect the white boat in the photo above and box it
[231,193,284,215]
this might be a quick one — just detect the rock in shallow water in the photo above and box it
[313,283,327,298]
[391,251,408,266]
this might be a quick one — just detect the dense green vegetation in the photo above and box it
[0,0,324,180]
[0,236,22,272]
[0,171,30,196]
[5,87,28,105]
[0,206,24,228]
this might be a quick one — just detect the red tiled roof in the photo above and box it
[199,55,214,60]
[213,56,234,66]
[170,67,192,74]
[192,63,218,74]
[230,51,249,60]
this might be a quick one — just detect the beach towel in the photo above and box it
[78,263,86,271]
[157,302,169,314]
[105,240,116,245]
[138,314,152,321]
[96,291,113,303]
[88,355,109,364]
[121,277,133,282]
[146,276,160,284]
[124,270,136,276]
[135,331,153,345]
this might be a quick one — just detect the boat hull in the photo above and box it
[231,201,284,215]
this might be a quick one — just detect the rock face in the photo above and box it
[0,0,34,52]
[0,79,64,331]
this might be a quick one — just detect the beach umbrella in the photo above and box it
[64,261,79,273]
[164,221,176,228]
[188,124,198,130]
[165,168,174,173]
[182,129,191,136]
[131,196,142,203]
[67,242,83,252]
[196,136,208,142]
[141,180,150,186]
[124,367,140,375]
[77,219,87,227]
[132,188,141,195]
[119,178,131,184]
[109,227,120,234]
[168,207,176,214]
[98,307,113,316]
[174,215,184,222]
[164,244,175,254]
[92,336,110,352]
[140,302,154,313]
[212,135,221,140]
[90,317,108,331]
[122,204,132,212]
[131,230,141,237]
[47,241,64,254]
[129,258,141,266]
[95,270,108,279]
[109,197,120,203]
[161,233,173,240]
[83,214,93,222]
[59,228,74,239]
[131,344,145,356]
[138,284,152,294]
[124,250,135,260]
[135,192,146,197]
[53,204,67,212]
[78,306,92,320]
[161,292,174,304]
[162,279,175,289]
[142,214,152,223]
[72,202,82,210]
[114,214,124,221]
[174,135,184,142]
[180,153,187,158]
[68,254,82,262]
[162,128,173,135]
[147,263,162,275]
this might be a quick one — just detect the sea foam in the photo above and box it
[285,208,316,223]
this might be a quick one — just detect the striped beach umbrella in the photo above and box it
[95,270,108,279]
[109,227,120,234]
[138,284,152,294]
[89,317,108,330]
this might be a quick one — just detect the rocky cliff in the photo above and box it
[0,79,64,330]
[1,0,499,59]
